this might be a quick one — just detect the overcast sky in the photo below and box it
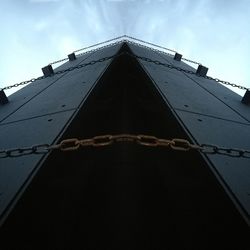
[0,0,250,96]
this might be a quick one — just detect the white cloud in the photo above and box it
[58,37,82,55]
[30,0,60,3]
[34,20,49,31]
[0,0,250,96]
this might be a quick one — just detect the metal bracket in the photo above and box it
[241,90,250,105]
[196,65,208,77]
[174,53,182,61]
[42,65,54,77]
[0,90,9,105]
[68,53,76,61]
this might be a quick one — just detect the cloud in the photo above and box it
[34,20,49,31]
[0,0,250,96]
[30,0,60,3]
[58,36,82,55]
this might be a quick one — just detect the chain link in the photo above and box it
[130,53,250,91]
[204,76,250,91]
[49,38,124,65]
[1,50,249,92]
[49,36,200,66]
[52,55,116,75]
[0,76,46,91]
[0,55,117,91]
[124,35,201,65]
[1,134,250,159]
[130,53,197,75]
[200,143,250,158]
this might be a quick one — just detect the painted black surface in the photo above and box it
[0,44,122,224]
[128,43,250,220]
[174,52,182,61]
[42,65,54,77]
[68,52,76,61]
[196,65,208,76]
[0,44,248,250]
[242,90,250,105]
[0,90,8,105]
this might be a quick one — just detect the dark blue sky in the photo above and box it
[1,0,250,96]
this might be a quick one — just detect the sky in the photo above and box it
[0,0,250,96]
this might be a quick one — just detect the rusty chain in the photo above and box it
[1,134,250,159]
[1,50,249,92]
